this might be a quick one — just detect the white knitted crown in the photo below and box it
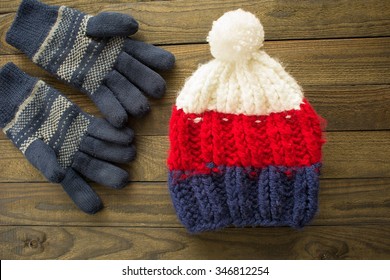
[176,9,304,115]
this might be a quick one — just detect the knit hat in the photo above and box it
[167,9,325,233]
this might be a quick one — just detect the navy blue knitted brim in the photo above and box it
[168,163,321,233]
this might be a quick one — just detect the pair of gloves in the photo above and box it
[0,0,175,213]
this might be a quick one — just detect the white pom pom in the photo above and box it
[207,9,264,62]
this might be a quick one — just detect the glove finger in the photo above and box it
[105,69,150,117]
[115,51,166,99]
[25,139,103,214]
[87,117,134,145]
[61,169,103,214]
[80,135,136,163]
[25,139,65,183]
[90,85,128,128]
[72,151,129,189]
[87,12,138,37]
[123,39,175,71]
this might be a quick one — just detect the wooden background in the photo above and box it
[0,0,389,259]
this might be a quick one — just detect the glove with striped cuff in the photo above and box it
[6,0,175,127]
[0,63,136,214]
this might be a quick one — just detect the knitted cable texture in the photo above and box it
[167,9,325,233]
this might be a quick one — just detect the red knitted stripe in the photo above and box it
[168,99,325,172]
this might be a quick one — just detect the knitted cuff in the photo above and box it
[0,63,38,128]
[6,0,59,58]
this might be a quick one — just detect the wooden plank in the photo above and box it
[2,37,390,86]
[1,0,390,52]
[0,38,389,135]
[0,0,387,263]
[0,84,388,136]
[127,84,390,134]
[3,37,390,86]
[305,85,390,131]
[0,179,388,227]
[0,225,389,259]
[322,131,390,179]
[0,0,165,14]
[0,131,389,182]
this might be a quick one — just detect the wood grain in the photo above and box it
[128,84,390,134]
[0,0,389,261]
[0,179,388,227]
[1,0,390,52]
[0,38,389,136]
[2,38,390,86]
[0,131,389,182]
[0,85,389,139]
[0,0,162,14]
[0,84,388,136]
[0,225,389,259]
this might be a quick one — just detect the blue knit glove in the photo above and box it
[0,63,136,214]
[6,0,175,127]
